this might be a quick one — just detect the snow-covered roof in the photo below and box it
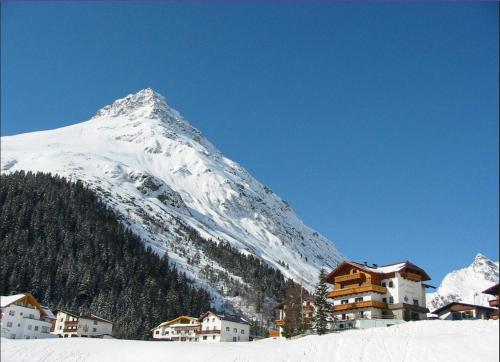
[40,305,56,320]
[1,293,26,308]
[371,263,407,273]
[202,311,249,325]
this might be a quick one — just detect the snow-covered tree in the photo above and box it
[313,268,330,335]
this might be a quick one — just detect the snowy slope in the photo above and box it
[1,320,498,362]
[0,88,344,308]
[427,253,499,311]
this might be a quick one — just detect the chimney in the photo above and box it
[372,263,378,268]
[364,261,368,266]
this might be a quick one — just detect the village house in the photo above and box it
[52,310,113,338]
[197,311,250,342]
[0,293,56,339]
[482,283,499,320]
[325,260,432,329]
[431,302,496,320]
[151,316,200,341]
[271,297,316,338]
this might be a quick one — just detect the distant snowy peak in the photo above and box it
[427,253,499,311]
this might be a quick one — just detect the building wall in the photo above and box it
[219,320,249,342]
[52,312,113,337]
[77,317,113,337]
[1,304,55,339]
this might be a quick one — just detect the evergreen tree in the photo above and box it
[0,171,211,340]
[313,268,330,335]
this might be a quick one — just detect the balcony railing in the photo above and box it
[333,300,388,312]
[62,328,78,333]
[334,273,365,284]
[275,319,284,326]
[328,284,387,298]
[195,329,221,335]
[64,321,78,326]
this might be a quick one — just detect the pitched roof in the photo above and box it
[482,283,499,296]
[1,294,26,308]
[1,293,51,317]
[200,311,249,325]
[152,315,199,330]
[58,310,113,324]
[431,302,497,315]
[326,260,431,283]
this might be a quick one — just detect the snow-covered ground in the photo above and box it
[1,320,497,362]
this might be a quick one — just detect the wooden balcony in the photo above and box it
[195,329,221,335]
[328,284,387,298]
[400,272,421,282]
[62,328,78,333]
[489,299,499,307]
[269,329,280,338]
[334,273,365,284]
[333,300,388,312]
[275,319,284,326]
[64,321,78,326]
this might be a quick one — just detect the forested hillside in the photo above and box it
[0,171,211,339]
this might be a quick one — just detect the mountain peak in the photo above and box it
[93,88,178,120]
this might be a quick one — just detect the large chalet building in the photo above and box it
[52,310,113,338]
[325,260,432,328]
[152,311,250,342]
[482,283,499,320]
[0,293,56,340]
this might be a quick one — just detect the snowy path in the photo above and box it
[1,320,498,362]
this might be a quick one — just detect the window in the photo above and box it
[226,327,230,332]
[382,298,387,303]
[355,297,363,303]
[359,311,365,318]
[203,336,207,340]
[341,299,349,305]
[233,337,237,342]
[234,328,237,333]
[29,314,34,319]
[241,330,245,334]
[212,336,216,340]
[388,281,394,288]
[34,326,39,331]
[93,321,98,325]
[28,325,32,330]
[155,331,159,335]
[381,282,386,287]
[7,322,12,327]
[60,318,63,322]
[59,326,62,330]
[212,318,215,322]
[341,313,346,320]
[389,296,394,303]
[92,328,97,332]
[413,299,419,306]
[9,310,15,316]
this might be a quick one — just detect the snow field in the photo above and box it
[1,320,498,362]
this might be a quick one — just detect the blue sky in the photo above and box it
[1,2,498,283]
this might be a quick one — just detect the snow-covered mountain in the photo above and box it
[427,253,499,311]
[1,88,344,311]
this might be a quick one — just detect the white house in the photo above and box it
[198,311,250,342]
[325,261,432,329]
[52,310,113,338]
[0,293,56,339]
[152,316,200,341]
